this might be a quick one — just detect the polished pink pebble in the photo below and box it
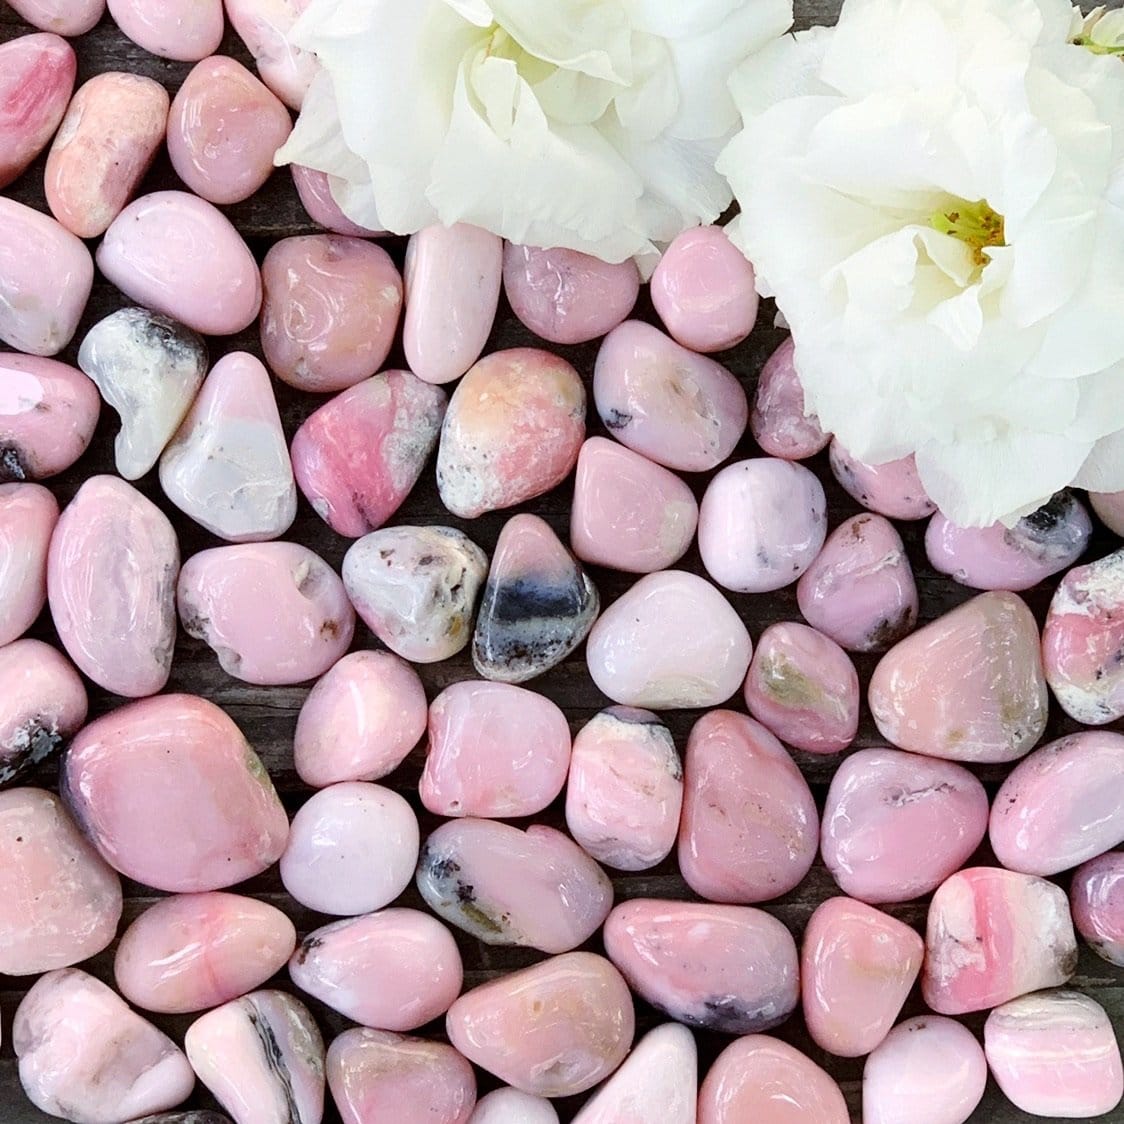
[107,0,224,60]
[830,441,936,519]
[470,1089,558,1124]
[1071,853,1124,967]
[291,165,385,237]
[0,483,57,646]
[1091,490,1124,536]
[6,0,104,35]
[750,337,830,459]
[225,0,318,110]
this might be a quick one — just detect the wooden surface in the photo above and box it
[1,2,1123,1121]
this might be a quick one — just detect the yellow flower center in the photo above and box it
[929,198,1006,268]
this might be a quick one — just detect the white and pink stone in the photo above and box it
[5,0,103,38]
[1071,852,1124,967]
[750,337,830,460]
[0,483,57,647]
[107,0,225,61]
[290,165,384,237]
[829,442,937,520]
[470,1089,558,1124]
[1091,490,1124,536]
[225,0,318,110]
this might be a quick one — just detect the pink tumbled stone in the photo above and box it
[446,952,634,1098]
[922,867,1078,1015]
[679,710,818,903]
[98,192,262,336]
[821,747,989,904]
[470,1089,558,1124]
[1071,852,1124,967]
[0,483,57,646]
[61,693,288,893]
[290,165,385,237]
[1091,490,1124,536]
[6,0,104,35]
[115,892,296,1014]
[503,243,639,345]
[178,541,354,685]
[594,320,748,472]
[830,441,937,519]
[107,0,224,60]
[750,337,830,460]
[225,0,318,110]
[421,680,571,818]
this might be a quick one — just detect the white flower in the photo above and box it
[718,0,1124,526]
[274,0,793,273]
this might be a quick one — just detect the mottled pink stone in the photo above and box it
[1091,490,1124,536]
[829,441,937,519]
[6,0,104,36]
[470,1089,558,1124]
[750,337,830,460]
[225,0,318,110]
[1071,852,1124,967]
[922,867,1078,1015]
[290,165,385,237]
[107,0,225,61]
[0,483,57,646]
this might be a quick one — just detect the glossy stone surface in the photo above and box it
[280,782,419,916]
[750,337,830,460]
[290,165,384,237]
[0,483,57,647]
[107,0,225,61]
[469,1089,558,1124]
[115,893,296,1014]
[679,710,818,904]
[821,747,989,904]
[829,442,937,520]
[61,694,288,892]
[869,591,1048,763]
[48,475,178,697]
[586,571,752,708]
[417,818,612,953]
[6,0,103,36]
[178,542,354,685]
[605,898,799,1035]
[594,320,748,472]
[446,952,633,1098]
[225,0,317,110]
[1071,852,1124,967]
[1091,490,1124,536]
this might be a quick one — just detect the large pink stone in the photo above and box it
[829,442,936,520]
[225,0,318,110]
[107,0,225,61]
[0,483,57,646]
[292,370,446,537]
[0,788,120,975]
[922,867,1078,1015]
[750,337,830,460]
[291,165,385,237]
[470,1089,558,1124]
[821,747,989,904]
[679,710,818,903]
[604,898,799,1034]
[1071,852,1124,967]
[869,590,1048,763]
[61,694,289,893]
[1091,490,1124,536]
[446,952,634,1098]
[6,0,104,35]
[594,320,748,472]
[420,680,571,818]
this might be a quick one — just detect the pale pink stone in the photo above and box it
[290,165,385,237]
[45,72,169,238]
[470,1089,558,1124]
[48,475,178,698]
[437,348,585,518]
[594,320,748,472]
[586,571,752,709]
[678,710,818,903]
[565,707,683,871]
[869,590,1048,763]
[821,747,989,904]
[15,968,195,1124]
[280,782,419,915]
[503,243,639,345]
[1071,852,1124,967]
[404,224,502,384]
[6,0,104,35]
[98,191,262,336]
[61,693,288,893]
[225,0,318,110]
[328,1028,476,1124]
[863,1016,987,1124]
[290,908,463,1031]
[115,893,296,1014]
[178,542,355,685]
[830,441,937,519]
[420,680,571,818]
[292,370,446,536]
[750,337,830,460]
[0,788,120,975]
[0,197,93,356]
[107,0,225,60]
[1091,490,1124,536]
[0,483,57,646]
[446,952,634,1098]
[985,990,1123,1119]
[922,867,1078,1015]
[261,234,402,393]
[417,818,612,953]
[294,650,427,787]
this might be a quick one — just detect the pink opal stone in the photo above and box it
[470,1089,558,1124]
[821,747,989,904]
[290,909,462,1031]
[1091,490,1124,536]
[0,788,120,975]
[290,165,385,237]
[420,680,571,818]
[750,337,830,460]
[604,899,799,1035]
[437,348,585,518]
[1071,852,1124,967]
[294,651,427,787]
[115,893,296,1014]
[225,0,317,110]
[6,0,104,35]
[178,542,354,685]
[61,693,288,892]
[650,225,758,353]
[586,571,752,708]
[0,483,57,646]
[829,441,937,519]
[503,243,639,345]
[869,590,1048,763]
[446,952,634,1097]
[985,990,1124,1119]
[570,437,698,574]
[291,370,446,536]
[107,0,225,61]
[417,818,612,953]
[922,867,1078,1015]
[797,513,918,652]
[594,320,748,472]
[48,475,178,698]
[863,1016,987,1124]
[678,710,818,903]
[98,192,262,336]
[565,707,683,872]
[45,72,169,239]
[404,224,502,384]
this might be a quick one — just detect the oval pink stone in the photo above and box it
[225,0,318,110]
[6,0,104,35]
[1091,490,1124,536]
[0,483,57,646]
[106,0,225,60]
[1071,852,1124,967]
[291,165,385,237]
[829,442,936,519]
[750,337,830,460]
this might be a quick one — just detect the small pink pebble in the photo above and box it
[107,0,224,61]
[470,1089,557,1124]
[5,0,104,35]
[750,337,830,459]
[0,483,58,647]
[291,165,385,237]
[830,441,936,519]
[1091,490,1124,536]
[1071,852,1124,967]
[225,0,318,110]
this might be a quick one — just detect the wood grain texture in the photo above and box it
[1,1,1123,1121]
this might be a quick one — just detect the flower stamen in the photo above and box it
[929,198,1006,268]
